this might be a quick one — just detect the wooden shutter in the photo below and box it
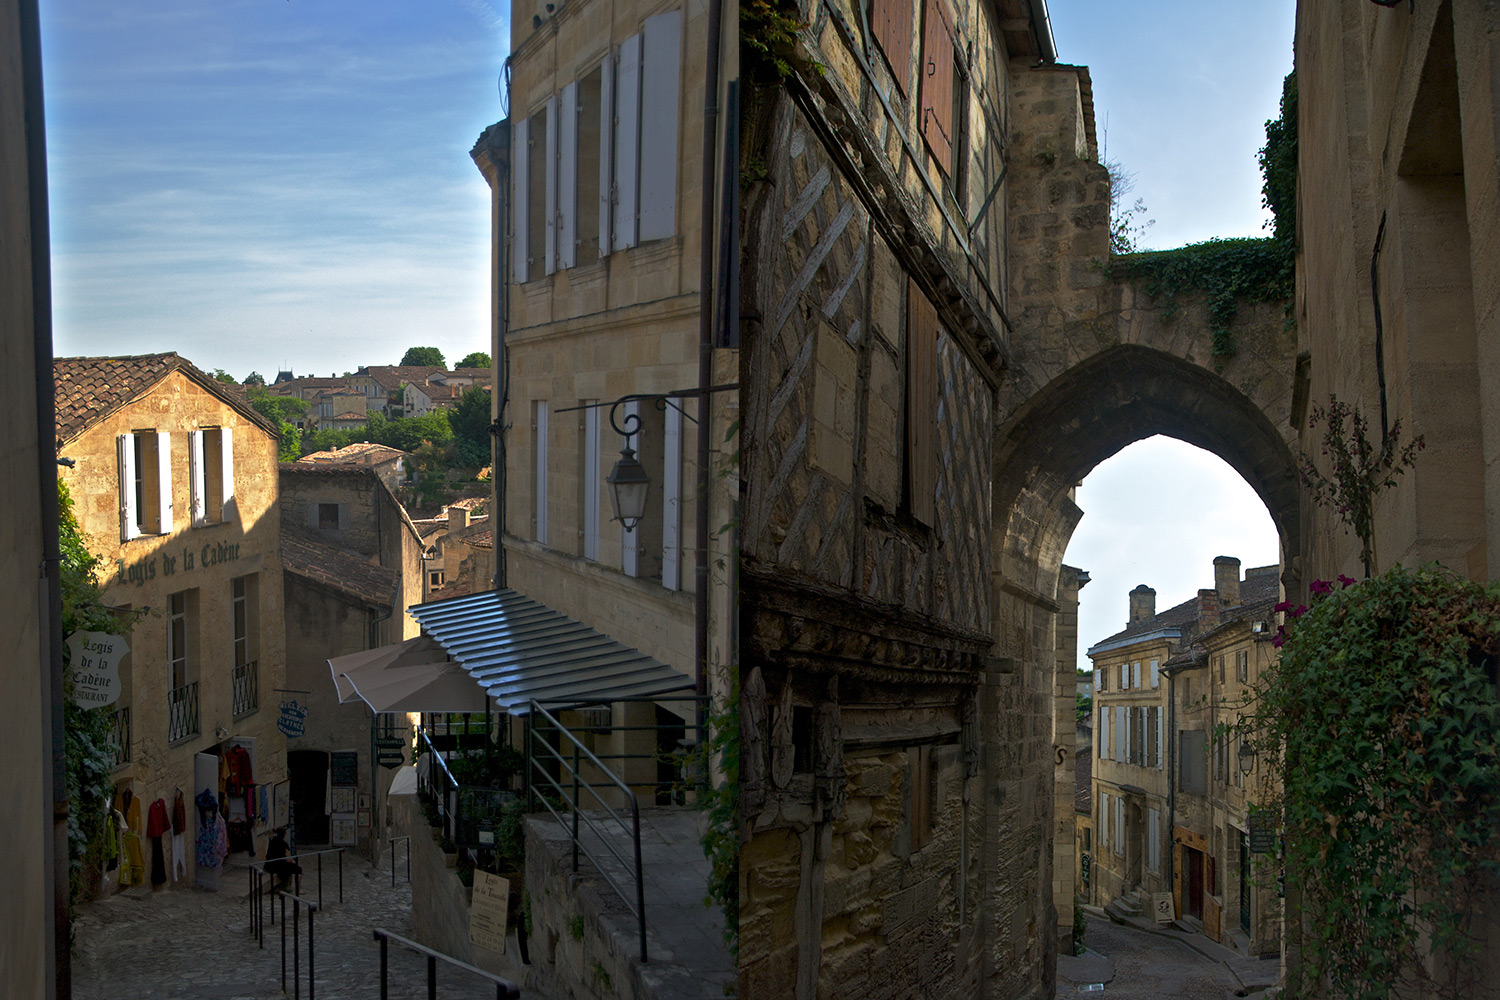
[638,10,681,242]
[661,399,682,590]
[613,34,642,251]
[599,52,614,257]
[512,116,529,282]
[189,430,206,526]
[118,434,138,541]
[558,80,579,270]
[919,0,955,173]
[544,95,559,275]
[871,0,912,93]
[905,279,937,525]
[157,431,173,533]
[220,426,235,522]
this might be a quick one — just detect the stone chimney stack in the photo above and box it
[447,505,470,532]
[1129,585,1156,624]
[1214,555,1241,608]
[1197,588,1220,632]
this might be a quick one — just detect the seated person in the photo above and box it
[265,828,302,891]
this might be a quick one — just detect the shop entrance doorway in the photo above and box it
[1183,845,1205,920]
[288,749,330,846]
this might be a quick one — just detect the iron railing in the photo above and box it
[167,681,199,744]
[248,848,344,948]
[526,700,647,961]
[232,659,259,718]
[416,727,462,846]
[109,706,131,767]
[373,929,520,999]
[279,890,318,1000]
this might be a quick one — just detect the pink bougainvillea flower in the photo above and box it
[1310,579,1333,596]
[1338,574,1357,589]
[1273,600,1292,614]
[1272,626,1287,648]
[1290,604,1308,618]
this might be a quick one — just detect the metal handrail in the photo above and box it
[279,890,319,1000]
[389,835,411,886]
[417,727,462,844]
[232,658,259,717]
[249,848,344,946]
[373,928,520,999]
[527,700,646,961]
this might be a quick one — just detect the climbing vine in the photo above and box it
[1108,73,1297,360]
[1254,567,1500,1000]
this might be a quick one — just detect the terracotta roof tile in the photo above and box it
[1090,565,1280,650]
[281,528,397,609]
[54,353,278,444]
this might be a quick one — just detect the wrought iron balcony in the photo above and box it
[109,706,131,768]
[232,659,259,719]
[167,681,199,744]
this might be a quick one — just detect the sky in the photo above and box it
[38,0,1295,661]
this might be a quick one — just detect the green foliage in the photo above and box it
[456,352,491,370]
[247,386,308,461]
[1255,566,1500,1000]
[592,961,612,992]
[685,688,739,957]
[1259,73,1298,245]
[1300,396,1424,579]
[449,743,523,789]
[211,368,236,384]
[400,346,446,368]
[244,371,266,386]
[381,410,453,453]
[742,0,806,82]
[58,481,122,902]
[1105,159,1154,255]
[448,386,494,468]
[1072,903,1087,957]
[1109,237,1294,360]
[1075,693,1092,726]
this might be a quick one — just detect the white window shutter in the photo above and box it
[157,431,173,533]
[661,401,682,590]
[598,51,614,256]
[1150,658,1159,688]
[1115,706,1125,761]
[558,80,579,270]
[613,34,641,251]
[1115,796,1124,853]
[512,116,529,283]
[544,95,558,275]
[638,9,681,241]
[1099,707,1108,759]
[584,404,600,561]
[220,426,235,521]
[118,434,138,541]
[621,400,640,576]
[535,401,549,544]
[189,430,206,526]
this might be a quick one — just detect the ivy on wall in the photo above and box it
[1108,73,1298,361]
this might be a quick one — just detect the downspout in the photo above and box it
[1030,0,1058,63]
[694,0,723,741]
[21,0,69,990]
[1165,664,1177,899]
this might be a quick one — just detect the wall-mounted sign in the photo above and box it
[330,750,358,787]
[375,737,405,769]
[277,699,308,738]
[469,871,510,954]
[1248,811,1277,854]
[65,631,128,708]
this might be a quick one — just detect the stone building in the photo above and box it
[1086,559,1278,957]
[276,462,423,856]
[298,442,412,493]
[55,353,291,873]
[738,0,1076,995]
[1294,0,1500,984]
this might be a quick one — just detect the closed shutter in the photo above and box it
[544,95,559,275]
[613,34,642,251]
[662,399,682,590]
[1115,706,1125,762]
[583,403,600,561]
[1150,658,1160,688]
[905,279,937,526]
[919,0,955,172]
[157,431,173,533]
[220,426,235,522]
[638,9,681,242]
[558,80,579,269]
[1099,706,1109,759]
[598,52,614,256]
[512,116,529,282]
[871,0,912,92]
[1115,796,1124,854]
[189,430,206,526]
[118,434,138,541]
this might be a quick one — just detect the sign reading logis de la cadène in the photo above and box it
[66,631,129,708]
[114,540,244,587]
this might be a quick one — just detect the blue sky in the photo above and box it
[39,0,1293,662]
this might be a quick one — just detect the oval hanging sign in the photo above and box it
[65,631,128,708]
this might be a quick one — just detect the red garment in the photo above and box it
[224,745,254,794]
[171,792,186,835]
[146,798,170,838]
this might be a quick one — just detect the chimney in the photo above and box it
[448,505,470,532]
[1129,585,1156,624]
[1197,588,1220,632]
[1214,555,1241,608]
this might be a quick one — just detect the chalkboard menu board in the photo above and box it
[1248,810,1276,854]
[330,750,359,787]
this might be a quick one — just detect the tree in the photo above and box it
[448,385,493,467]
[244,371,266,386]
[456,351,491,370]
[399,347,446,368]
[247,386,309,462]
[380,409,452,453]
[1105,158,1154,255]
[211,368,237,384]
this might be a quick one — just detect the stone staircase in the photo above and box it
[1103,887,1145,923]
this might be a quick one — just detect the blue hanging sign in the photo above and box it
[278,699,309,737]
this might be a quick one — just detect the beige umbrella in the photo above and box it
[328,637,488,713]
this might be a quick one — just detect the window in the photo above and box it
[871,0,913,91]
[231,576,250,667]
[231,575,259,718]
[905,280,938,525]
[166,589,199,743]
[1098,666,1108,693]
[1098,706,1109,759]
[1148,807,1161,874]
[1099,792,1109,849]
[1115,705,1126,761]
[117,430,172,540]
[575,66,604,264]
[429,571,444,588]
[1236,649,1249,683]
[1118,663,1128,690]
[1114,796,1124,855]
[1180,730,1208,795]
[168,591,190,691]
[1215,731,1229,785]
[318,503,340,530]
[1147,707,1161,769]
[1150,658,1160,688]
[190,427,234,526]
[1132,661,1141,688]
[1219,654,1226,683]
[581,402,601,561]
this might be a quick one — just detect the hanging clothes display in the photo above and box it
[146,798,169,886]
[120,828,144,887]
[171,791,187,880]
[226,819,255,856]
[194,790,220,868]
[224,744,255,816]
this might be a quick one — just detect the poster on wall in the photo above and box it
[330,786,356,814]
[331,814,356,846]
[272,781,289,828]
[468,872,509,953]
[330,750,358,787]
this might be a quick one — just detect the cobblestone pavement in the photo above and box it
[73,856,520,999]
[1059,914,1263,999]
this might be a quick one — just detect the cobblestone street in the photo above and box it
[72,855,518,999]
[1058,913,1279,999]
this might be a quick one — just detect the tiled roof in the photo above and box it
[447,496,488,511]
[300,443,407,465]
[54,353,278,444]
[357,366,446,392]
[332,411,366,420]
[281,528,397,609]
[462,529,493,549]
[279,462,372,478]
[1089,565,1280,651]
[1075,742,1093,814]
[438,368,493,382]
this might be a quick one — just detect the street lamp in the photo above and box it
[605,443,651,533]
[1238,739,1256,774]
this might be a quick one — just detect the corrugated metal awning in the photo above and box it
[407,588,694,714]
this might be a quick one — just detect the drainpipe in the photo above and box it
[1165,665,1177,898]
[1031,0,1058,63]
[694,0,723,743]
